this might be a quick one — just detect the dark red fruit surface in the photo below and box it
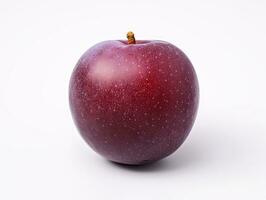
[69,39,199,165]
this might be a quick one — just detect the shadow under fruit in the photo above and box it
[69,32,199,165]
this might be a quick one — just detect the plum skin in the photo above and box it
[69,40,199,165]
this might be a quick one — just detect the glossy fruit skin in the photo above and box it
[69,40,199,165]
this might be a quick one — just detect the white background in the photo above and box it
[0,0,266,199]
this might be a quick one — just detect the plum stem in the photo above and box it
[127,31,136,44]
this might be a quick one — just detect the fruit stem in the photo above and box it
[127,31,136,44]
